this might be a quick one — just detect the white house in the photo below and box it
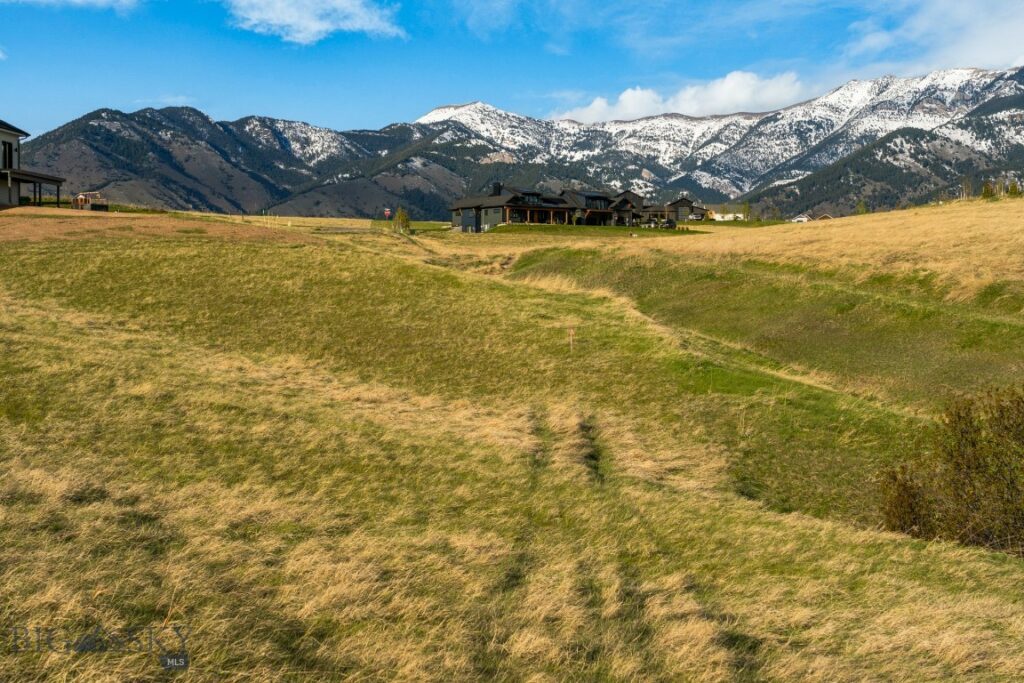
[790,214,812,223]
[1,117,65,208]
[708,210,746,222]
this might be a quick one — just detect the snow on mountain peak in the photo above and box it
[416,101,496,125]
[402,67,1023,198]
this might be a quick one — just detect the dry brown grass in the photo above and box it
[0,207,316,243]
[631,199,1024,298]
[171,211,375,232]
[413,200,1024,300]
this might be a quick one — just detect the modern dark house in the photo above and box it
[450,184,707,233]
[639,196,704,224]
[451,185,571,232]
[1,117,65,208]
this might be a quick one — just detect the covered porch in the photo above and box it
[2,169,67,208]
[505,207,574,225]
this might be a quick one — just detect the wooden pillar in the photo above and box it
[56,185,60,209]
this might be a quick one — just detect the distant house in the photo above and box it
[641,197,698,225]
[0,118,66,208]
[709,211,746,222]
[790,214,812,223]
[816,214,835,221]
[450,184,576,232]
[561,189,616,225]
[449,183,708,232]
[73,192,110,212]
[611,191,645,226]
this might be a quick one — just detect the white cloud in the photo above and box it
[0,47,6,60]
[0,0,404,43]
[845,0,1024,73]
[554,71,808,123]
[451,0,519,34]
[222,0,405,44]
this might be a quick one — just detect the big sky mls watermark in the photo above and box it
[3,623,191,671]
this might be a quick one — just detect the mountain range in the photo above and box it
[22,66,1024,218]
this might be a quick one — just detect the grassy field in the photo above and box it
[2,202,1024,680]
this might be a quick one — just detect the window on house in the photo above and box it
[1,141,13,169]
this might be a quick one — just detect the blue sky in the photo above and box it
[1,0,1023,136]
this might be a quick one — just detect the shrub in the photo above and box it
[883,387,1024,555]
[394,208,411,235]
[881,464,932,536]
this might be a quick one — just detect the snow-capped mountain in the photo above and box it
[750,91,1024,216]
[21,66,1024,218]
[413,67,1024,199]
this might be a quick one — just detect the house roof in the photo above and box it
[450,191,516,210]
[560,189,619,210]
[558,190,585,208]
[0,119,30,137]
[454,185,649,212]
[451,188,573,211]
[639,195,698,211]
[1,169,66,184]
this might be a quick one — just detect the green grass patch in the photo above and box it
[511,248,1024,410]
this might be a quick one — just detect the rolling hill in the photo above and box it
[3,200,1024,679]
